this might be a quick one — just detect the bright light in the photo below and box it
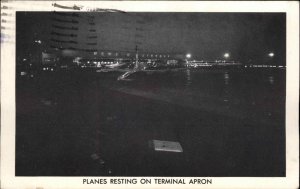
[268,52,274,57]
[34,40,42,44]
[224,53,230,58]
[186,54,191,59]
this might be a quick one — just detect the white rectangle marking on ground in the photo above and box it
[152,140,183,152]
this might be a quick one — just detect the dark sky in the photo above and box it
[17,12,285,64]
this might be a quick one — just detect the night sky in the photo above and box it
[17,12,286,64]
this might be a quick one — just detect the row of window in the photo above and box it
[94,51,171,58]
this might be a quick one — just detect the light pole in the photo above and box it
[186,53,192,66]
[267,52,275,67]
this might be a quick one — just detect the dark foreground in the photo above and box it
[16,68,285,176]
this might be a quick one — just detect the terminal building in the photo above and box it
[36,12,186,69]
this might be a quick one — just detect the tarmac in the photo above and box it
[16,70,285,176]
